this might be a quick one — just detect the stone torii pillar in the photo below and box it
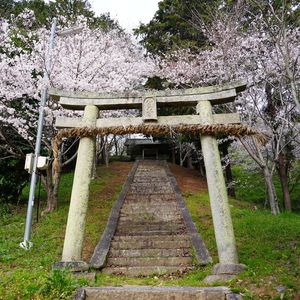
[197,101,245,282]
[55,105,99,271]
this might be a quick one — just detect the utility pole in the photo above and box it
[20,19,83,250]
[20,18,57,250]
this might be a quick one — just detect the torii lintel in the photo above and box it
[49,80,247,110]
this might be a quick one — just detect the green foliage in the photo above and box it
[0,153,28,206]
[41,269,86,299]
[1,0,121,31]
[134,0,220,55]
[0,99,34,206]
[232,165,300,211]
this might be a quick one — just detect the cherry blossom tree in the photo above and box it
[157,2,300,214]
[0,12,155,211]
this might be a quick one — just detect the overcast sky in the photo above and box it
[89,0,160,32]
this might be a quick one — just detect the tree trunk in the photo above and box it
[221,145,236,198]
[239,137,281,215]
[199,160,205,177]
[277,152,292,211]
[262,166,280,215]
[91,149,97,179]
[172,145,176,164]
[114,135,118,156]
[42,166,59,213]
[179,142,184,166]
[104,144,109,167]
[187,154,194,169]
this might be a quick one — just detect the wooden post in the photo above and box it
[197,101,239,265]
[61,105,99,264]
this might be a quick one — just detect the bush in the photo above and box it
[0,156,28,204]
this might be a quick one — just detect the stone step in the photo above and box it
[120,204,180,212]
[115,229,187,236]
[116,230,187,236]
[130,182,173,188]
[111,238,191,249]
[119,212,181,219]
[102,266,194,276]
[122,202,178,207]
[119,218,183,223]
[132,178,167,181]
[118,215,183,222]
[124,194,176,203]
[121,207,179,214]
[106,256,192,267]
[108,248,191,258]
[119,213,182,220]
[129,186,173,195]
[75,286,238,300]
[128,187,174,194]
[120,209,180,216]
[117,221,185,228]
[112,234,191,242]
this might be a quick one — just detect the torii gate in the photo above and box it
[50,81,248,277]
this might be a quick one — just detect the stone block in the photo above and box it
[203,274,236,284]
[53,261,89,272]
[212,263,247,275]
[73,286,240,300]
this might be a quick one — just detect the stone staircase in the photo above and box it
[77,161,244,300]
[102,161,193,276]
[91,160,211,276]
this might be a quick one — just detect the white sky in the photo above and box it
[89,0,160,32]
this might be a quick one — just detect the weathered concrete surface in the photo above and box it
[61,105,99,262]
[202,263,247,283]
[197,101,239,265]
[203,274,236,284]
[92,160,210,276]
[55,113,240,129]
[50,80,247,110]
[142,97,157,121]
[213,263,247,275]
[53,261,89,272]
[73,286,242,300]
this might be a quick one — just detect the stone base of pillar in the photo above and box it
[203,263,246,284]
[53,261,89,272]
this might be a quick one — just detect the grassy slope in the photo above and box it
[0,165,124,300]
[233,165,300,211]
[0,162,300,299]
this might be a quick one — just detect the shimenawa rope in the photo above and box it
[52,124,267,179]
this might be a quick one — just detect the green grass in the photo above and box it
[1,163,300,299]
[0,166,118,300]
[232,165,300,211]
[185,192,300,299]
